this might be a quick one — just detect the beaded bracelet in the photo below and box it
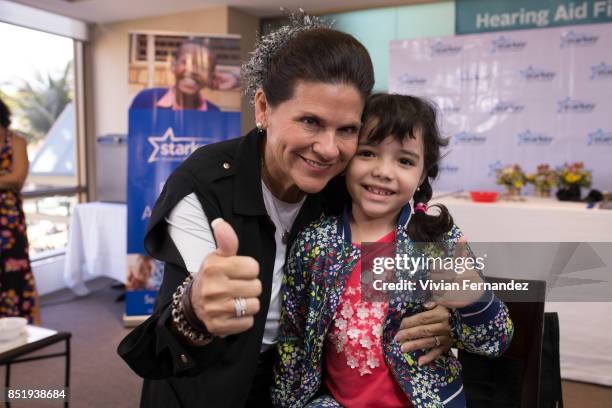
[171,275,214,344]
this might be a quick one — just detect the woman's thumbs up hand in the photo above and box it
[190,218,262,337]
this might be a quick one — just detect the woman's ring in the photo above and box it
[434,335,441,347]
[234,297,247,318]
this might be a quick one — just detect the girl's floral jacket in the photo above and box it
[272,207,514,408]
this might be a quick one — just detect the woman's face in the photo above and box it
[256,81,364,201]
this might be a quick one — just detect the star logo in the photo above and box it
[520,65,556,81]
[490,36,526,53]
[557,97,595,113]
[147,127,201,163]
[517,130,553,146]
[488,160,503,177]
[587,129,612,146]
[590,62,612,80]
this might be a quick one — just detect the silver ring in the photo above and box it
[234,297,247,318]
[433,335,441,347]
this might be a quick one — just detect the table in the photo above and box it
[433,194,612,386]
[0,326,71,407]
[64,202,127,295]
[432,194,612,242]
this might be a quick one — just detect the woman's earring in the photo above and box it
[256,122,266,134]
[417,186,421,192]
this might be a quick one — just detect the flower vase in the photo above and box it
[556,184,581,202]
[535,186,551,198]
[505,185,521,197]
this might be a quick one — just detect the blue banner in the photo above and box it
[125,98,240,316]
[127,107,240,254]
[125,290,158,316]
[124,32,242,318]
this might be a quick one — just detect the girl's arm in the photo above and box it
[0,135,29,190]
[271,235,313,408]
[448,226,514,357]
[451,290,514,357]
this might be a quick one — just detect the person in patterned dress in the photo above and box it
[0,97,40,324]
[273,94,514,408]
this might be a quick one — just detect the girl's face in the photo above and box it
[255,81,364,201]
[346,120,425,223]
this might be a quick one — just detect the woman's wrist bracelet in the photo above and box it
[181,277,210,333]
[171,275,214,344]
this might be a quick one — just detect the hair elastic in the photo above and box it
[414,202,428,214]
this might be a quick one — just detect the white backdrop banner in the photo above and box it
[389,23,612,193]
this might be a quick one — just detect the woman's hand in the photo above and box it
[190,218,262,337]
[394,302,453,366]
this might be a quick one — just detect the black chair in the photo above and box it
[458,277,548,408]
[538,312,563,408]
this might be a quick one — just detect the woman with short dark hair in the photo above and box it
[0,97,40,324]
[119,13,454,408]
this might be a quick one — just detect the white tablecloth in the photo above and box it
[433,194,612,385]
[63,202,126,295]
[432,195,612,242]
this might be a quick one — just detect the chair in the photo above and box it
[458,277,546,408]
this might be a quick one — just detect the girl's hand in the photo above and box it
[394,302,453,366]
[428,236,485,309]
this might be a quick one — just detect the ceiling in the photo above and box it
[9,0,436,24]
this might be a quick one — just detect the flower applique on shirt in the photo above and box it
[327,280,389,376]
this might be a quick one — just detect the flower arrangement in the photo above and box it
[526,164,559,197]
[559,162,591,188]
[556,162,592,201]
[496,164,527,196]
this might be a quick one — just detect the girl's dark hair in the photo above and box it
[361,93,453,242]
[262,28,374,106]
[0,97,11,129]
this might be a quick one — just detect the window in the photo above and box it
[0,21,83,258]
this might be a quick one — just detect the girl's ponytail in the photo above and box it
[408,178,454,242]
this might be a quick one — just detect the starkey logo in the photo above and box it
[438,164,460,174]
[148,127,202,163]
[587,129,612,146]
[430,41,463,56]
[452,131,487,145]
[557,97,595,113]
[459,70,489,82]
[490,101,525,114]
[441,105,461,114]
[590,62,612,80]
[397,73,427,86]
[144,294,156,305]
[560,31,599,48]
[488,160,504,177]
[490,36,527,53]
[520,66,556,81]
[517,130,553,146]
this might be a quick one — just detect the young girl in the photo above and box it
[272,94,514,408]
